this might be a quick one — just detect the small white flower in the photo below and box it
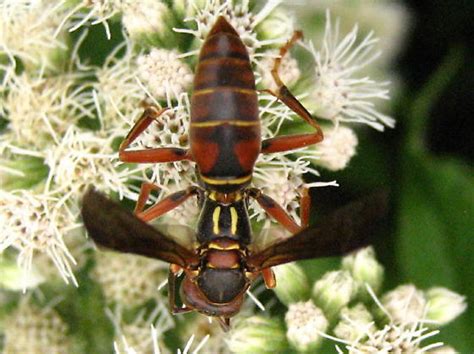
[0,189,80,285]
[122,1,174,44]
[137,49,194,99]
[94,40,145,131]
[303,11,394,131]
[110,302,174,354]
[285,301,328,351]
[44,126,139,202]
[257,49,300,91]
[3,299,71,354]
[0,1,68,77]
[92,250,168,307]
[334,304,374,342]
[425,287,467,326]
[313,125,358,171]
[382,284,427,325]
[176,0,292,59]
[313,270,355,319]
[1,73,94,150]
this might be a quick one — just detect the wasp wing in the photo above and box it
[81,188,199,268]
[247,191,388,270]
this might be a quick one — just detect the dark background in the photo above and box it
[400,0,473,161]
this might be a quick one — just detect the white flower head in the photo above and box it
[334,304,374,342]
[1,73,94,150]
[3,298,71,354]
[177,0,292,59]
[110,302,174,354]
[121,1,175,44]
[44,126,139,202]
[0,1,68,78]
[0,189,80,285]
[257,49,300,92]
[382,284,427,325]
[425,287,467,326]
[304,11,395,131]
[285,300,328,351]
[94,40,145,131]
[92,250,168,307]
[311,125,359,171]
[137,49,194,100]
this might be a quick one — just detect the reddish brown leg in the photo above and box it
[134,182,161,214]
[168,265,194,314]
[299,187,311,228]
[248,188,300,234]
[262,268,276,289]
[261,31,324,154]
[119,106,192,163]
[137,186,199,223]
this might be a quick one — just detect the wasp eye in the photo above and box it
[198,268,246,303]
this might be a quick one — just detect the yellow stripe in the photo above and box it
[230,207,238,235]
[209,241,240,250]
[191,120,259,128]
[201,174,252,186]
[212,206,221,235]
[193,87,255,96]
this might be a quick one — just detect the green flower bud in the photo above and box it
[333,304,374,342]
[312,270,355,320]
[227,316,287,353]
[0,256,44,290]
[425,287,467,326]
[273,263,310,306]
[342,246,384,299]
[285,301,328,352]
[257,8,294,42]
[0,157,48,191]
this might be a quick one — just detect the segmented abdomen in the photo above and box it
[190,17,261,192]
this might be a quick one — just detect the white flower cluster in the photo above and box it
[226,247,467,353]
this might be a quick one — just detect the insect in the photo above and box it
[82,17,387,330]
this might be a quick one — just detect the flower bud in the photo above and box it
[227,316,287,353]
[315,126,359,171]
[0,256,44,290]
[257,9,294,42]
[312,270,355,320]
[333,304,374,342]
[285,301,328,352]
[122,2,176,47]
[425,287,467,326]
[342,246,384,298]
[273,263,310,306]
[381,284,426,324]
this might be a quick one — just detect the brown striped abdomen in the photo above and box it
[190,17,260,193]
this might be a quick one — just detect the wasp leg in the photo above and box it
[299,187,311,228]
[260,31,324,154]
[168,266,194,314]
[119,106,192,163]
[137,186,199,223]
[218,317,231,332]
[261,268,276,289]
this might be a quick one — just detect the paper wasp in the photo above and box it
[82,17,387,330]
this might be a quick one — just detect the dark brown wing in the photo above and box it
[247,191,388,270]
[81,188,199,268]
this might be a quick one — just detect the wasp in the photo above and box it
[81,17,387,330]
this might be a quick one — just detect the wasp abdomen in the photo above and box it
[190,17,261,192]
